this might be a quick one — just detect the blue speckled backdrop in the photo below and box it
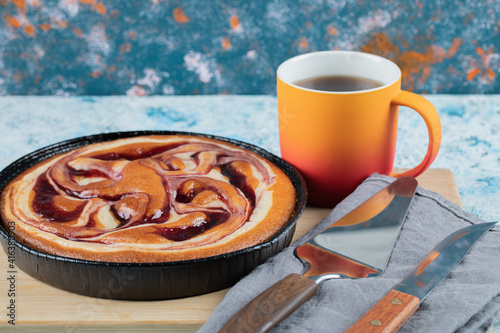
[0,0,499,95]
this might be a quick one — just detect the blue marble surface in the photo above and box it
[0,0,499,95]
[0,95,499,223]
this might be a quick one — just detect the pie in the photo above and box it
[0,135,297,263]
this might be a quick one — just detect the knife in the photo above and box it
[219,176,418,333]
[345,221,497,333]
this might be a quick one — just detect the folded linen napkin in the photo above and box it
[199,174,500,333]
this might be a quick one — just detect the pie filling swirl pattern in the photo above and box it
[4,137,279,251]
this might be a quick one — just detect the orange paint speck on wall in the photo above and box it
[486,68,496,80]
[11,0,26,10]
[72,28,83,37]
[95,3,106,15]
[327,24,338,35]
[448,38,462,55]
[466,45,498,83]
[476,46,485,57]
[230,15,240,31]
[6,16,22,29]
[39,23,52,31]
[91,70,103,79]
[119,42,132,53]
[298,37,309,49]
[173,7,190,24]
[467,68,480,81]
[222,37,231,50]
[54,20,68,28]
[24,24,35,37]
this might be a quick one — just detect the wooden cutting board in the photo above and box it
[0,169,461,332]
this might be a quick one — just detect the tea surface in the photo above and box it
[294,75,383,92]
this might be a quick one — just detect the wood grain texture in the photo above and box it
[0,169,460,332]
[219,273,318,333]
[345,289,420,333]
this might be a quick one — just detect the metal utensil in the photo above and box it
[346,221,497,333]
[219,177,418,333]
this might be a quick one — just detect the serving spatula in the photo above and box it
[219,176,418,333]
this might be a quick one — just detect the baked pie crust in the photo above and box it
[0,135,296,263]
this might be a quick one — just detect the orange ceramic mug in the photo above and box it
[277,51,441,207]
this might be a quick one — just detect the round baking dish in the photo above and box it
[0,131,307,300]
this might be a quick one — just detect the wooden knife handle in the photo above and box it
[219,273,318,333]
[345,289,420,333]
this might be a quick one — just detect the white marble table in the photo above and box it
[0,95,499,331]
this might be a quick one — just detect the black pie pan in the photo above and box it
[0,131,307,300]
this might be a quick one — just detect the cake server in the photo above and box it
[219,176,418,333]
[345,221,497,333]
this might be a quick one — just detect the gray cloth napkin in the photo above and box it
[199,174,500,333]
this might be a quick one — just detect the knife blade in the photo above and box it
[345,221,497,333]
[219,176,418,333]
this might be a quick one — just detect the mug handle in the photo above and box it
[389,90,442,178]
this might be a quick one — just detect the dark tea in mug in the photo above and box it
[294,75,383,92]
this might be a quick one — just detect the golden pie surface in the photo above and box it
[1,135,296,263]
